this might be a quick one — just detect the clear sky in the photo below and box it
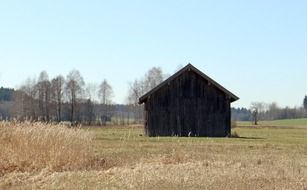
[0,0,306,108]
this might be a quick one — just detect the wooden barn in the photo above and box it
[139,64,239,137]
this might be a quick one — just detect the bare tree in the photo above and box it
[98,79,113,124]
[126,67,166,124]
[65,70,85,124]
[267,102,279,120]
[144,67,164,93]
[37,71,51,122]
[98,79,113,105]
[86,83,98,103]
[128,80,143,105]
[250,102,266,125]
[19,77,38,120]
[84,99,95,125]
[10,90,23,120]
[303,95,307,116]
[51,75,65,122]
[84,83,98,125]
[127,79,144,123]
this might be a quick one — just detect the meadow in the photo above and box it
[1,120,307,189]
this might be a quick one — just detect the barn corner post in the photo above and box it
[229,103,231,137]
[139,95,149,137]
[143,100,149,136]
[227,96,232,137]
[138,63,239,137]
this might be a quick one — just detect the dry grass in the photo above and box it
[0,121,98,175]
[1,123,307,189]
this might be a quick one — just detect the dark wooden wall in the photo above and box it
[144,70,231,137]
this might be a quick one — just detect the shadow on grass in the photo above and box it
[231,136,265,140]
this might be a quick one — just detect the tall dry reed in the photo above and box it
[0,121,96,174]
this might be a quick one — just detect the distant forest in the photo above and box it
[0,87,14,101]
[1,67,307,124]
[233,101,307,122]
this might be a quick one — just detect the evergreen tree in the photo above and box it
[304,95,307,110]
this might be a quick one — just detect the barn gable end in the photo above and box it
[139,64,239,137]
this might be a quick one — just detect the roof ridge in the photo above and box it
[139,63,239,104]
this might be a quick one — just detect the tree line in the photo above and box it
[233,100,307,124]
[0,67,167,125]
[9,69,115,124]
[1,67,307,124]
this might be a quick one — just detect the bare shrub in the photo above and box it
[231,131,240,138]
[0,121,96,174]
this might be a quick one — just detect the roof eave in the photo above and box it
[230,96,240,103]
[138,96,147,104]
[138,63,239,104]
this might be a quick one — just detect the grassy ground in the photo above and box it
[1,121,307,189]
[238,118,307,128]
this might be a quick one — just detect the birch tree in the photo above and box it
[65,70,85,124]
[51,75,65,122]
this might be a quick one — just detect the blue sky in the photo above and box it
[0,0,306,108]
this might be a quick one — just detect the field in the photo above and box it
[238,118,307,128]
[1,120,307,189]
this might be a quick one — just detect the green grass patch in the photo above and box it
[237,118,307,128]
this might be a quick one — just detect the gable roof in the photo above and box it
[139,63,239,104]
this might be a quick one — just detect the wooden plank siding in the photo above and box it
[140,64,238,137]
[144,69,231,137]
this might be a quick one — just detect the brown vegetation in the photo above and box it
[0,121,97,175]
[1,123,307,189]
